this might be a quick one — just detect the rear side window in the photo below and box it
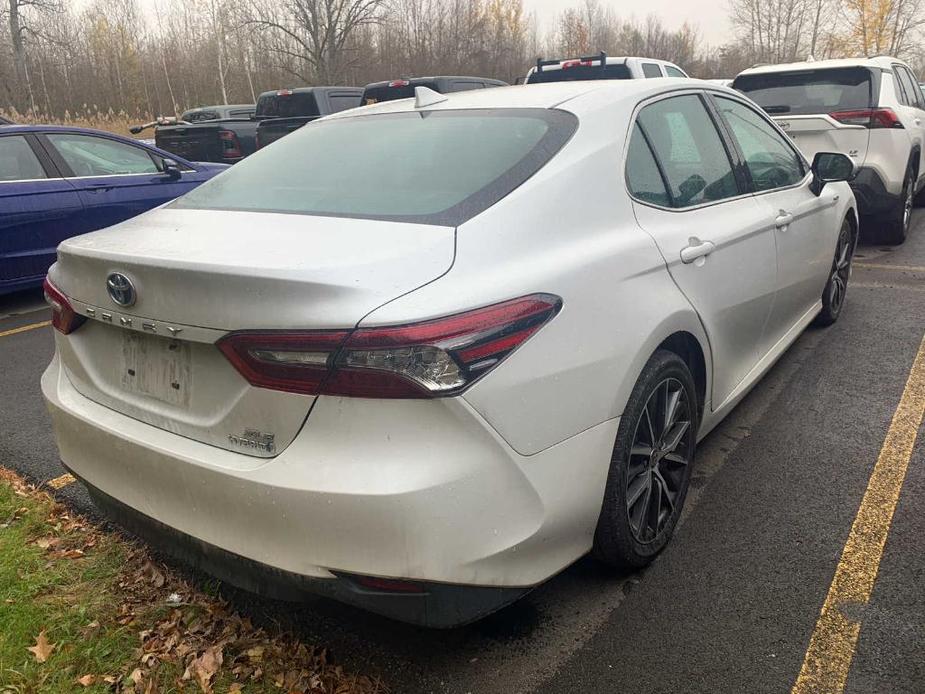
[637,95,739,208]
[0,136,46,181]
[172,109,578,226]
[256,92,319,118]
[327,93,362,113]
[527,63,631,84]
[715,97,805,191]
[625,125,670,206]
[894,66,923,108]
[642,63,663,78]
[666,66,687,78]
[733,68,874,115]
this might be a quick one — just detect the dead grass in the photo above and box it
[0,107,154,139]
[0,467,388,694]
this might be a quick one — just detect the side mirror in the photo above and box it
[810,152,856,196]
[162,158,182,181]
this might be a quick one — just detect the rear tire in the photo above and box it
[879,167,912,245]
[593,350,698,570]
[815,217,855,327]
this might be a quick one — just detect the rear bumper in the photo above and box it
[850,166,901,217]
[42,353,617,626]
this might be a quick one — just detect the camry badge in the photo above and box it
[106,272,136,307]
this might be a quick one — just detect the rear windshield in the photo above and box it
[733,67,874,115]
[255,92,319,119]
[527,63,631,84]
[362,82,440,104]
[171,109,578,226]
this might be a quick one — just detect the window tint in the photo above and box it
[47,134,159,176]
[665,66,687,78]
[327,93,362,113]
[626,124,670,206]
[642,63,663,78]
[526,63,631,83]
[0,136,46,181]
[733,68,873,115]
[892,69,911,105]
[256,92,319,118]
[184,110,219,122]
[637,95,739,207]
[715,97,804,191]
[172,109,578,226]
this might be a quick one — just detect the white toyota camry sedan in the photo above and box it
[42,80,858,627]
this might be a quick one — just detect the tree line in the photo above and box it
[1,0,924,122]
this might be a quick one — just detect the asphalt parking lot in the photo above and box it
[1,219,923,694]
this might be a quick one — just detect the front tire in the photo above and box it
[814,217,855,327]
[593,350,698,569]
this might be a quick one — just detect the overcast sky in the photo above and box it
[522,0,733,47]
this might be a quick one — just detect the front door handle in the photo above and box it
[680,238,716,264]
[775,210,794,230]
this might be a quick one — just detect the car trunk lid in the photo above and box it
[50,207,455,457]
[771,114,871,166]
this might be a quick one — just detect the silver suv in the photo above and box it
[734,57,925,244]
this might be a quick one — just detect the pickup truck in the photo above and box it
[255,87,364,149]
[361,76,507,104]
[525,52,688,83]
[130,104,258,165]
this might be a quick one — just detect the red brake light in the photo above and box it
[830,108,904,129]
[43,277,86,335]
[389,80,410,87]
[218,294,562,399]
[562,59,592,69]
[276,89,293,96]
[218,129,242,158]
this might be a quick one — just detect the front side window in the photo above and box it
[625,124,670,206]
[0,135,46,181]
[715,97,805,191]
[642,63,663,78]
[636,94,739,208]
[47,134,159,177]
[172,109,578,226]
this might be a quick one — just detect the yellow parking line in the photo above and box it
[853,262,925,272]
[0,320,51,338]
[792,333,925,694]
[47,473,76,490]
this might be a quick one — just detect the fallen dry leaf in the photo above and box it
[26,630,55,663]
[228,684,244,693]
[184,645,223,693]
[76,674,96,687]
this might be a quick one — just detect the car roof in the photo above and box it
[364,76,507,88]
[0,123,195,165]
[737,56,906,77]
[326,78,725,119]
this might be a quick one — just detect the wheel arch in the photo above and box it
[656,331,708,421]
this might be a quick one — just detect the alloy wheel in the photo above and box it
[903,176,914,231]
[625,377,693,544]
[829,221,853,314]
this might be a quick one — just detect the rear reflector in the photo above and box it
[350,575,425,593]
[830,108,904,129]
[218,294,562,399]
[43,277,86,335]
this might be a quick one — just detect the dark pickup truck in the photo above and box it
[361,76,507,104]
[254,87,364,149]
[152,105,258,165]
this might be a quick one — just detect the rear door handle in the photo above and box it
[775,211,794,230]
[680,238,716,264]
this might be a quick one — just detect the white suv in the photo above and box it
[734,57,925,244]
[525,52,688,84]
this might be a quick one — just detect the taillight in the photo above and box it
[43,277,86,335]
[830,108,904,129]
[218,294,561,399]
[218,129,242,158]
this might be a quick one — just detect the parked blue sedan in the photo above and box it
[0,124,227,294]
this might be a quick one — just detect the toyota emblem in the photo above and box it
[106,272,136,307]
